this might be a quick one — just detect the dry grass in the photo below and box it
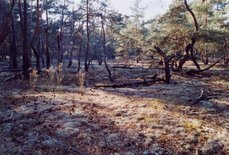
[183,119,202,132]
[76,71,86,95]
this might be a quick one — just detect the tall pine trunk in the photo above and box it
[85,0,90,72]
[10,11,17,69]
[101,15,113,82]
[45,0,50,69]
[23,0,30,79]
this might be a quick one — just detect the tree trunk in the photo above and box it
[22,0,30,79]
[18,0,24,31]
[164,58,171,84]
[189,39,201,70]
[177,37,201,71]
[224,57,229,65]
[85,0,90,72]
[67,20,76,68]
[223,38,228,65]
[0,0,15,44]
[9,11,17,69]
[31,45,40,72]
[68,36,76,68]
[57,32,63,64]
[45,0,50,69]
[68,50,73,68]
[40,37,45,67]
[174,0,201,72]
[40,0,45,67]
[152,47,173,84]
[57,0,65,65]
[29,0,40,72]
[101,15,114,82]
[45,28,50,69]
[77,35,82,73]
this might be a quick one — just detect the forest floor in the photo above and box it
[0,60,229,155]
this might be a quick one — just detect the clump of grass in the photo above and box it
[46,63,64,85]
[44,64,64,91]
[76,71,86,95]
[141,115,159,123]
[56,63,64,85]
[46,66,55,82]
[183,120,201,132]
[29,69,38,90]
[147,99,167,110]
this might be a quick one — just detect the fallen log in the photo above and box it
[111,65,133,69]
[95,78,164,88]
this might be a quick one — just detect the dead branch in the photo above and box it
[186,55,225,75]
[184,0,199,31]
[38,130,87,155]
[193,89,204,104]
[191,82,205,104]
[145,73,158,80]
[111,65,134,69]
[4,72,23,82]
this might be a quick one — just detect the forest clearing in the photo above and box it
[0,0,229,154]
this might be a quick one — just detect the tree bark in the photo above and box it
[223,37,228,65]
[31,45,40,72]
[68,36,76,68]
[184,0,199,31]
[9,11,17,69]
[57,32,63,64]
[67,19,76,68]
[174,1,201,71]
[0,0,15,44]
[58,0,65,65]
[85,0,90,72]
[77,34,83,73]
[18,0,24,31]
[101,15,114,82]
[29,0,40,71]
[152,47,174,84]
[45,0,50,69]
[22,0,30,79]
